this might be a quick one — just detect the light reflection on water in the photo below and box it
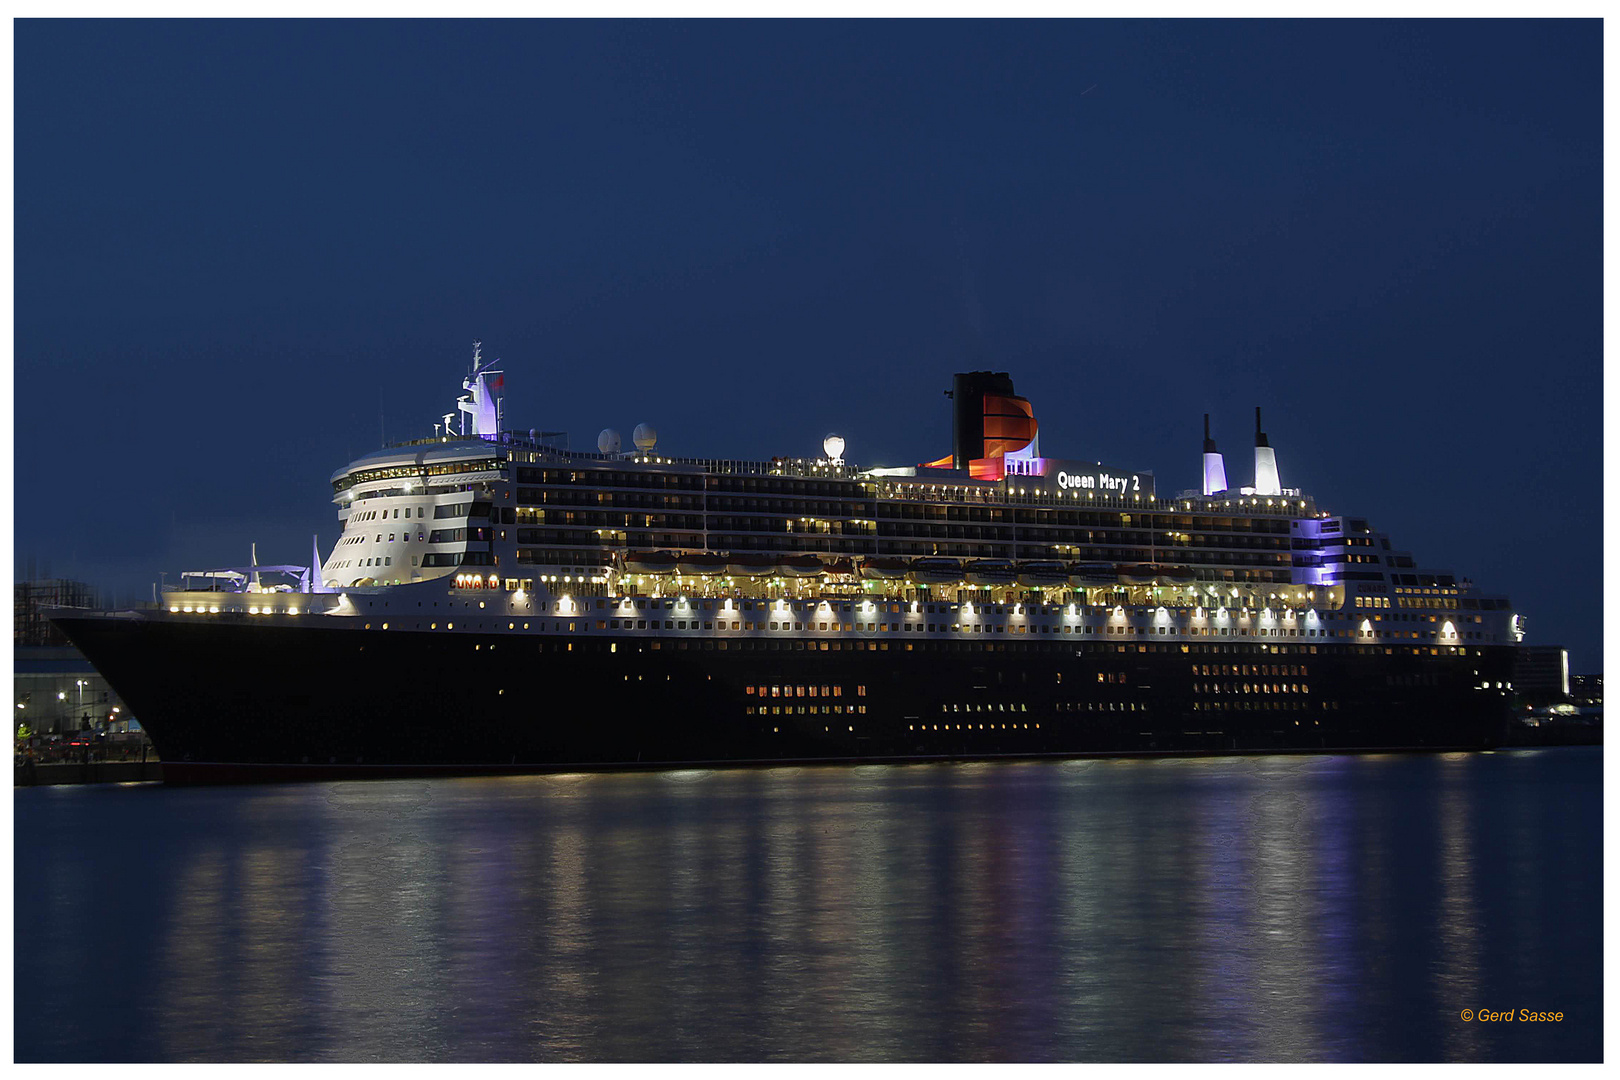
[14,748,1601,1062]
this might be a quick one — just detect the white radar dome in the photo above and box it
[633,423,658,452]
[597,428,622,454]
[823,434,846,462]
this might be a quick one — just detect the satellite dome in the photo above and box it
[597,428,622,455]
[633,423,658,452]
[823,434,846,462]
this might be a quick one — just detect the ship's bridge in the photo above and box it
[330,439,511,496]
[323,438,518,590]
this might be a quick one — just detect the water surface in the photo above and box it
[14,748,1602,1061]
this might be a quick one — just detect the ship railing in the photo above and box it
[870,483,1317,517]
[386,431,570,451]
[508,445,868,480]
[380,429,852,479]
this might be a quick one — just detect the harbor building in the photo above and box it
[1514,646,1570,701]
[15,579,129,736]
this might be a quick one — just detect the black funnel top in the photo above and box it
[951,371,1017,470]
[1255,406,1270,449]
[1204,413,1217,454]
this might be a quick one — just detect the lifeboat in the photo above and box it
[1158,565,1196,584]
[1016,560,1070,588]
[625,551,678,575]
[858,557,909,581]
[776,554,825,578]
[964,559,1018,586]
[823,558,856,577]
[726,553,776,578]
[1117,564,1158,585]
[1068,562,1118,586]
[675,552,728,576]
[908,557,962,585]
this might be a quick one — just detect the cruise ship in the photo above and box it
[52,347,1522,782]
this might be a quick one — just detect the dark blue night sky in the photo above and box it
[15,19,1603,670]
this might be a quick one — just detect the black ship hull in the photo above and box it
[55,613,1517,784]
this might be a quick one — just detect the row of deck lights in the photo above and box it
[438,574,1339,616]
[610,577,1330,614]
[386,597,1459,642]
[498,590,1457,636]
[166,581,1399,630]
[570,594,1462,640]
[584,592,1352,624]
[289,587,1459,643]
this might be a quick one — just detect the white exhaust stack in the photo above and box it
[1202,413,1228,495]
[1254,406,1282,495]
